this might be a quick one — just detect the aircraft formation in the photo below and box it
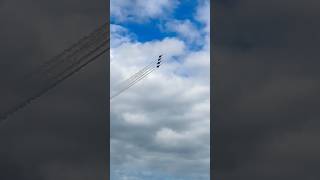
[110,54,164,100]
[0,19,163,126]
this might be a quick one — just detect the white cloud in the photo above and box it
[111,0,178,22]
[110,38,210,179]
[164,19,202,45]
[183,50,210,80]
[196,0,210,33]
[110,24,136,48]
[195,0,210,49]
[110,37,186,91]
[110,0,210,179]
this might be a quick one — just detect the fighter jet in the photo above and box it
[156,55,163,68]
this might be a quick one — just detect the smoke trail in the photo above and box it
[110,68,156,100]
[115,61,155,89]
[110,56,164,100]
[16,27,108,94]
[117,62,164,94]
[27,28,108,83]
[112,55,164,92]
[0,23,109,127]
[0,46,109,127]
[45,39,108,84]
[24,23,108,81]
[114,67,155,93]
[43,29,108,78]
[113,62,155,91]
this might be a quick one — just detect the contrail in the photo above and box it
[110,68,156,100]
[120,62,163,93]
[113,61,155,91]
[114,61,164,93]
[0,19,162,126]
[45,37,108,83]
[25,26,108,83]
[0,46,109,127]
[0,23,109,126]
[24,23,108,81]
[110,56,164,100]
[43,29,108,78]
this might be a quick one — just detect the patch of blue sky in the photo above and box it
[171,0,206,34]
[111,0,205,44]
[186,39,206,51]
[113,20,176,42]
[173,0,198,21]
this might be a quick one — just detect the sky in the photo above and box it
[1,0,319,179]
[110,0,210,179]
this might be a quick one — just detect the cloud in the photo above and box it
[110,24,136,48]
[163,20,202,45]
[110,1,210,179]
[110,0,211,178]
[196,0,210,33]
[110,37,186,90]
[111,0,178,23]
[159,0,210,48]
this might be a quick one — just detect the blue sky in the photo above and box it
[110,0,210,179]
[111,0,207,49]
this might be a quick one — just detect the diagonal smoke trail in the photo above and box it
[43,30,108,78]
[0,23,109,126]
[110,56,164,100]
[116,62,154,86]
[110,68,156,100]
[114,67,155,92]
[0,46,109,127]
[118,61,164,93]
[24,23,108,81]
[112,56,164,92]
[113,62,154,91]
[16,25,109,97]
[46,39,108,84]
[26,28,108,83]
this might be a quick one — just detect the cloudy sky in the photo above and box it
[110,0,210,179]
